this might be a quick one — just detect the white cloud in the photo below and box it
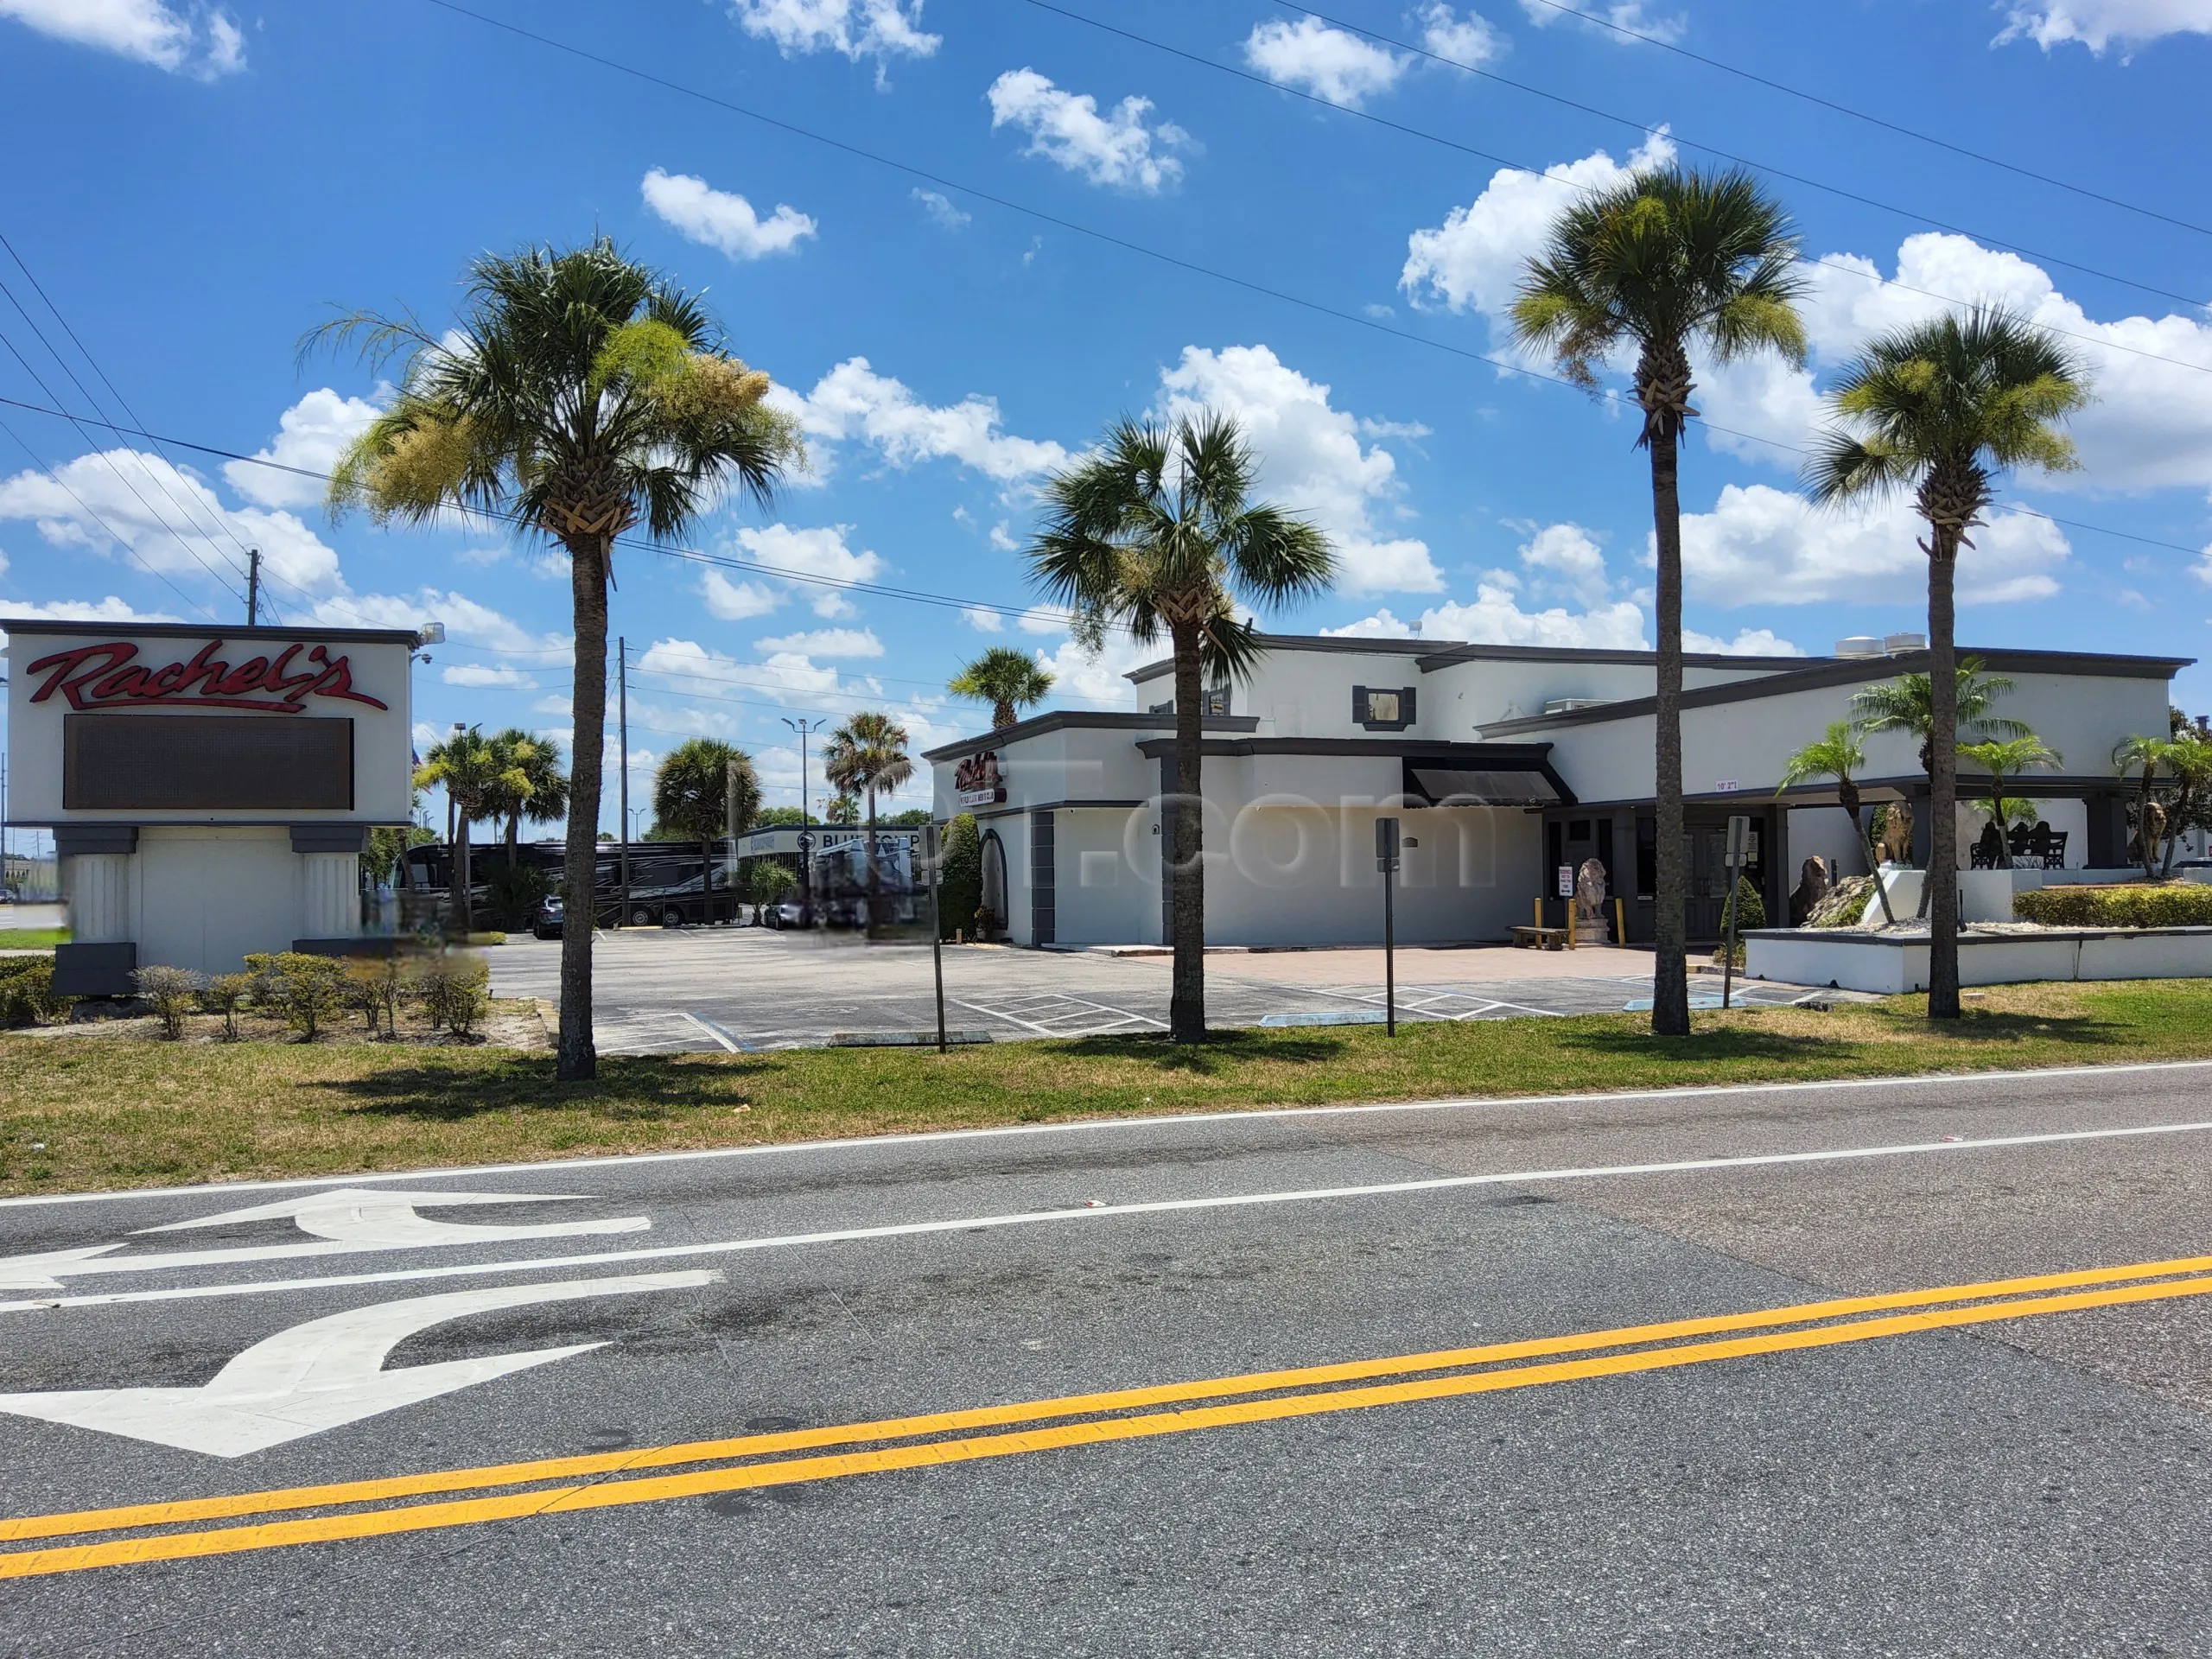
[1016,605,1066,635]
[912,188,970,229]
[1996,0,2212,52]
[1682,626,1804,657]
[1516,0,1687,44]
[960,606,1004,632]
[0,448,344,595]
[753,626,883,658]
[1241,17,1407,106]
[638,636,842,709]
[641,168,817,262]
[441,664,539,689]
[314,588,570,660]
[0,0,245,77]
[988,520,1019,551]
[0,595,181,650]
[1677,483,2073,607]
[224,388,380,509]
[1516,521,1611,605]
[1031,632,1154,709]
[986,69,1190,194]
[780,358,1069,481]
[697,569,783,621]
[1697,232,2212,499]
[732,522,887,588]
[1419,4,1508,66]
[810,589,858,620]
[1154,344,1441,594]
[1401,130,1677,323]
[1331,582,1649,649]
[728,0,938,63]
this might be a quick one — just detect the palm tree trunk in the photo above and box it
[1168,621,1206,1044]
[2138,765,2158,880]
[1992,777,2012,870]
[1847,805,1898,925]
[1646,429,1690,1038]
[448,808,467,931]
[557,534,607,1081]
[865,791,881,938]
[505,813,520,868]
[1928,540,1962,1020]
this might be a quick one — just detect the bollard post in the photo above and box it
[927,822,946,1053]
[1376,817,1400,1037]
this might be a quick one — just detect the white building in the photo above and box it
[926,633,2189,950]
[3,620,418,994]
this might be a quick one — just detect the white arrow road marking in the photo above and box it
[0,1190,650,1291]
[0,1270,718,1458]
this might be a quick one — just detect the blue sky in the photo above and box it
[3,0,2211,836]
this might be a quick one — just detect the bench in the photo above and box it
[1511,924,1570,950]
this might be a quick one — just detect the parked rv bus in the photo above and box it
[808,832,924,931]
[395,841,745,931]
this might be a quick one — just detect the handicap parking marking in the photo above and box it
[951,992,1167,1039]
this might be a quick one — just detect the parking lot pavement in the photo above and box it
[487,927,1825,1053]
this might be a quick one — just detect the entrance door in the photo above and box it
[1683,812,1767,942]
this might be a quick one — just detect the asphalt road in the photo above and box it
[487,928,1822,1052]
[2,1061,2210,1653]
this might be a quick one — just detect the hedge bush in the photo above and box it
[0,957,69,1027]
[2014,882,2212,929]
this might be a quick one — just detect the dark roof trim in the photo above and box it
[969,798,1148,820]
[1413,641,1822,673]
[921,711,1259,762]
[1132,736,1555,761]
[1478,646,2193,736]
[1556,771,2138,812]
[1125,632,1446,683]
[0,619,422,645]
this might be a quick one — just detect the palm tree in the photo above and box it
[413,727,525,931]
[1959,735,2062,868]
[317,238,802,1079]
[2113,733,2171,879]
[653,738,759,914]
[1812,307,2090,1017]
[950,646,1056,730]
[1776,720,1895,924]
[482,728,569,867]
[1027,410,1336,1043]
[1851,661,2031,779]
[2155,732,2212,877]
[822,712,913,934]
[1511,167,1806,1039]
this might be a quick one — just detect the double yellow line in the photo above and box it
[8,1250,2212,1580]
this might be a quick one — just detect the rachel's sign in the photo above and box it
[24,639,390,715]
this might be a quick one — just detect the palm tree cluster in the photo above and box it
[823,712,915,935]
[413,727,567,925]
[652,739,760,912]
[949,646,1055,730]
[1516,162,2091,1028]
[2112,728,2212,877]
[320,238,804,1080]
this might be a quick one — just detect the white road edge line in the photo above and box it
[10,1057,2212,1211]
[7,1116,2209,1316]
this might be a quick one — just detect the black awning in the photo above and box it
[1407,765,1567,807]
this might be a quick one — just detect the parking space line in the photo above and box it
[677,1012,744,1053]
[951,994,1166,1038]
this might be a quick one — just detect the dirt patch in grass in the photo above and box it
[3,980,2210,1196]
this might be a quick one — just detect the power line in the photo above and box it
[0,233,273,612]
[1020,0,2212,383]
[0,410,219,621]
[1510,0,2212,241]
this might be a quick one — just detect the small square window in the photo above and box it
[1367,690,1400,723]
[1354,684,1415,730]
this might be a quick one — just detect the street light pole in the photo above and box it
[618,635,631,929]
[783,716,825,924]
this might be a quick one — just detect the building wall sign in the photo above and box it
[954,750,1007,807]
[25,639,391,715]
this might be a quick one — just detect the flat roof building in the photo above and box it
[926,632,2190,950]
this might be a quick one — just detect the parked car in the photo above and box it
[767,899,807,930]
[530,895,565,940]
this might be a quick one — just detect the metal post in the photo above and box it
[783,716,823,924]
[724,758,743,926]
[617,635,631,930]
[245,548,260,626]
[928,821,946,1053]
[1376,817,1400,1037]
[1722,813,1750,1011]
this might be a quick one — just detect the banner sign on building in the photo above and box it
[953,750,1006,808]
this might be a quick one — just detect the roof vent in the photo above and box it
[1543,697,1613,716]
[1884,632,1927,654]
[1834,636,1883,658]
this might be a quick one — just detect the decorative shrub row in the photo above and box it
[2013,883,2212,929]
[128,950,492,1041]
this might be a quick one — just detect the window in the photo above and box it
[1149,688,1231,716]
[1353,685,1415,731]
[1636,816,1657,900]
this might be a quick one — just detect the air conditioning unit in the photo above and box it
[1543,697,1612,715]
[1884,632,1927,653]
[1834,637,1883,658]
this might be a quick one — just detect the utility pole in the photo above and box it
[245,548,260,626]
[618,635,632,929]
[783,715,824,924]
[724,757,743,925]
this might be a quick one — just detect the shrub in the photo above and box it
[199,973,251,1040]
[2015,882,2212,929]
[485,861,551,930]
[343,958,391,1036]
[131,965,205,1039]
[0,958,70,1027]
[416,951,490,1038]
[1719,874,1766,933]
[242,953,285,1010]
[264,951,346,1039]
[939,813,982,941]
